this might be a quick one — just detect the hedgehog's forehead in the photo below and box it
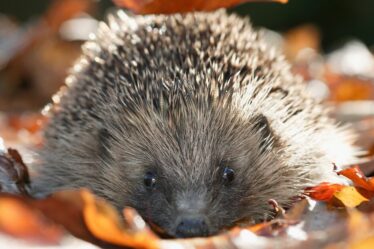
[116,102,255,173]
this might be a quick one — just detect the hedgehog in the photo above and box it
[31,10,360,238]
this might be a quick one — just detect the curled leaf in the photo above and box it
[0,148,30,196]
[82,190,159,248]
[338,165,374,192]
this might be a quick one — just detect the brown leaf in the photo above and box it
[0,188,372,249]
[0,190,127,248]
[113,0,288,14]
[82,190,159,248]
[0,148,30,196]
[0,195,63,244]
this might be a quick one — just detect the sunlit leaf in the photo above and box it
[305,165,374,208]
[338,165,374,192]
[305,182,344,201]
[82,190,159,248]
[333,186,368,208]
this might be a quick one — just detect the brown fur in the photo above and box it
[31,10,360,237]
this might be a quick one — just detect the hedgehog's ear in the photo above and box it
[253,114,275,153]
[98,128,113,161]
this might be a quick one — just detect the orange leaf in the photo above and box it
[81,190,159,248]
[305,182,344,201]
[6,114,46,134]
[113,0,288,14]
[338,165,374,192]
[326,74,374,102]
[346,209,374,249]
[0,196,63,244]
[43,0,96,31]
[305,165,374,207]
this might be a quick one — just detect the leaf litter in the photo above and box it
[0,0,374,248]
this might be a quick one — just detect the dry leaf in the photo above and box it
[113,0,288,14]
[0,148,30,195]
[338,165,374,192]
[306,165,374,208]
[305,182,344,201]
[0,188,371,249]
[82,190,159,248]
[0,190,125,248]
[0,195,63,244]
[333,187,369,208]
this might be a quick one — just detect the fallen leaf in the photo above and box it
[82,190,159,248]
[0,148,30,195]
[305,165,374,208]
[0,190,127,248]
[113,0,288,14]
[333,186,369,208]
[338,165,374,192]
[305,182,344,201]
[326,74,374,102]
[0,195,63,244]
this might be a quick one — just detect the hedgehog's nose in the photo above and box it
[175,217,209,238]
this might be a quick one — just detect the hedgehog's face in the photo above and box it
[97,105,292,238]
[133,165,241,238]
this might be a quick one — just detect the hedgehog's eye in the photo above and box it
[222,167,235,184]
[144,172,157,190]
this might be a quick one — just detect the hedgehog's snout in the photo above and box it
[171,190,212,237]
[175,216,210,238]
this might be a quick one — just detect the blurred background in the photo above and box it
[1,0,374,110]
[2,0,374,51]
[0,0,373,166]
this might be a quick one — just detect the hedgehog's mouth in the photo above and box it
[144,216,214,239]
